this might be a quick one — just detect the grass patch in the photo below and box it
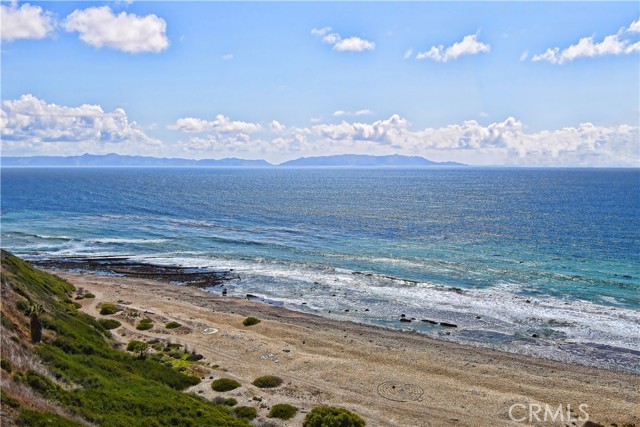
[252,375,282,388]
[165,321,182,329]
[99,303,117,315]
[268,404,297,420]
[211,378,241,392]
[16,408,83,427]
[303,406,366,427]
[97,318,121,330]
[83,292,95,299]
[242,316,261,327]
[0,250,249,427]
[136,318,153,331]
[233,406,257,420]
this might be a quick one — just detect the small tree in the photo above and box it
[126,340,149,359]
[27,303,43,343]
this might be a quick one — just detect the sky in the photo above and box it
[1,1,639,166]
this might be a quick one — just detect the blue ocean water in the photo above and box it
[1,167,639,370]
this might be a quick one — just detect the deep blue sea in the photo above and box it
[2,167,639,371]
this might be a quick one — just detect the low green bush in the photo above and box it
[136,318,153,330]
[1,358,13,372]
[252,375,282,388]
[233,406,257,420]
[16,408,83,427]
[211,378,241,392]
[223,398,238,406]
[303,406,366,427]
[165,321,182,329]
[99,303,117,315]
[242,316,261,326]
[268,404,297,420]
[83,292,95,298]
[97,319,121,330]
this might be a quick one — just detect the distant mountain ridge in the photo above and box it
[0,153,464,167]
[279,154,464,167]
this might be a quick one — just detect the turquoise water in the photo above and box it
[1,167,639,370]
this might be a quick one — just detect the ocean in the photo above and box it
[1,167,639,371]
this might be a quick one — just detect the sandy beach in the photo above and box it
[52,270,639,427]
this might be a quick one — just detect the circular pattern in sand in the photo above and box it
[201,327,219,335]
[377,381,424,402]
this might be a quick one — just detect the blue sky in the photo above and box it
[1,1,639,166]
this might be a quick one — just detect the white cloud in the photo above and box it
[168,115,261,134]
[533,19,640,64]
[311,26,375,52]
[0,2,55,42]
[416,34,490,62]
[403,48,413,59]
[519,51,529,61]
[333,36,375,52]
[333,109,373,117]
[62,6,168,53]
[173,114,638,167]
[0,94,161,156]
[222,53,234,61]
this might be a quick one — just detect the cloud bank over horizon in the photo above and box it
[2,95,637,167]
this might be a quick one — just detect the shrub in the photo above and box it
[268,404,297,420]
[83,292,95,298]
[242,316,261,326]
[126,340,149,359]
[165,321,182,329]
[233,406,257,420]
[98,319,121,330]
[223,398,238,406]
[136,318,153,331]
[1,358,12,372]
[211,378,241,392]
[303,406,365,427]
[186,353,204,362]
[99,303,117,315]
[252,375,282,388]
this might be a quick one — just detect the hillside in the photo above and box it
[0,250,249,427]
[278,154,464,167]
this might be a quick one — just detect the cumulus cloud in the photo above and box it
[1,94,160,155]
[0,2,55,42]
[172,113,638,167]
[533,19,640,64]
[416,34,490,62]
[168,115,261,134]
[311,26,375,52]
[62,6,168,53]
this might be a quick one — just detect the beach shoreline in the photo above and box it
[51,269,639,427]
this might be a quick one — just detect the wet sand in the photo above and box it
[54,270,639,427]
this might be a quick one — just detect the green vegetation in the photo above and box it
[242,316,261,326]
[99,303,117,315]
[165,321,182,329]
[83,292,95,298]
[303,406,366,427]
[252,375,283,388]
[97,318,121,330]
[1,358,13,372]
[214,397,238,406]
[16,408,83,427]
[126,340,149,359]
[268,404,297,420]
[136,318,154,330]
[0,250,249,427]
[233,406,257,420]
[211,378,241,392]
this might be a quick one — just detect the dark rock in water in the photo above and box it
[302,302,307,305]
[222,289,227,296]
[400,314,406,318]
[531,334,539,338]
[411,317,416,320]
[583,421,605,427]
[400,318,412,323]
[344,309,349,312]
[246,293,258,299]
[440,322,457,328]
[525,299,531,303]
[422,319,438,325]
[475,316,481,319]
[364,308,369,312]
